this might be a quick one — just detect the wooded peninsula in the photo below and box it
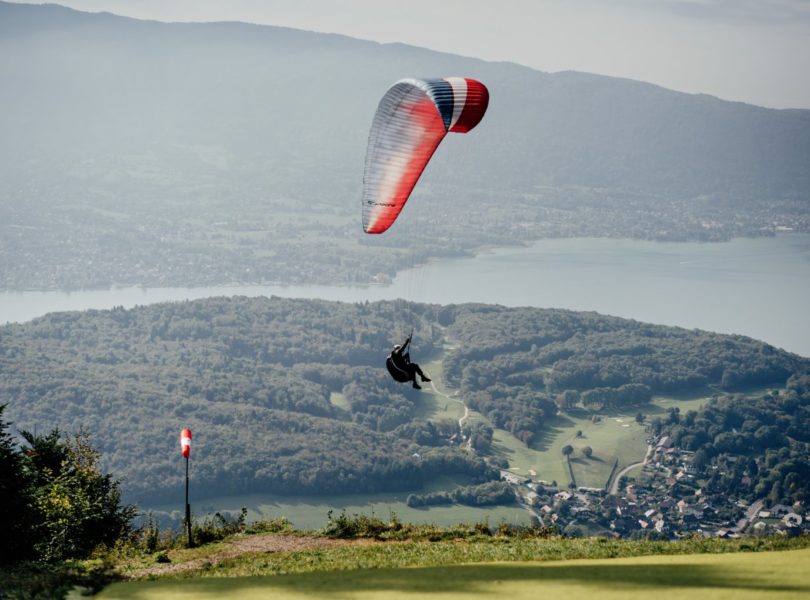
[1,297,807,507]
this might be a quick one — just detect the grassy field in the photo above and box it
[150,485,532,532]
[490,411,647,488]
[97,545,810,599]
[328,391,351,412]
[411,349,466,423]
[488,388,728,488]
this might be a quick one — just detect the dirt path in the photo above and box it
[130,534,369,579]
[429,381,470,437]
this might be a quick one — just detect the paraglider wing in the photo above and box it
[362,77,489,234]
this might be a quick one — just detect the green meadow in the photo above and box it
[487,389,720,489]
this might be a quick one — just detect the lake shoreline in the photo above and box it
[1,232,795,296]
[2,234,809,357]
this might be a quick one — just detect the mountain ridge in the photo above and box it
[1,0,808,291]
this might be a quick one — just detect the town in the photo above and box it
[503,433,808,539]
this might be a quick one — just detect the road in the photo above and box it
[609,444,653,495]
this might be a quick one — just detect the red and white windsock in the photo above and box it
[180,428,192,459]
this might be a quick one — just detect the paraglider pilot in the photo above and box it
[387,334,431,389]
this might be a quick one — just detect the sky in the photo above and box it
[13,0,810,109]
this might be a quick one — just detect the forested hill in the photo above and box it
[1,1,809,291]
[1,296,807,505]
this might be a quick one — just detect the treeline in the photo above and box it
[0,405,135,564]
[657,372,810,507]
[580,384,653,410]
[406,481,515,508]
[440,304,806,440]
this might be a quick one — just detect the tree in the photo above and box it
[561,445,574,457]
[582,446,593,459]
[635,412,645,425]
[23,428,137,561]
[0,405,37,564]
[692,448,710,472]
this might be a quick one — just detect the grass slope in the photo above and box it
[480,392,719,488]
[99,546,810,599]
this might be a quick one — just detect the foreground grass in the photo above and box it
[99,546,810,599]
[5,532,809,599]
[128,534,810,580]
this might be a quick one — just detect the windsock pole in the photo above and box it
[181,428,193,547]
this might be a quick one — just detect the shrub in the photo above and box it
[192,508,247,545]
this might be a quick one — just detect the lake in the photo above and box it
[2,234,809,357]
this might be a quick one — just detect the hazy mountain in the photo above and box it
[1,1,808,291]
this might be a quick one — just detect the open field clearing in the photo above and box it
[488,387,729,488]
[98,546,810,599]
[149,486,532,532]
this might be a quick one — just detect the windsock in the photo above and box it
[180,428,192,459]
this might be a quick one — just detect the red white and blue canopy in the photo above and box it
[361,77,489,234]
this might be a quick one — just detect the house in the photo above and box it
[656,436,672,450]
[572,508,595,519]
[684,507,704,520]
[500,470,530,485]
[659,499,675,512]
[680,513,700,530]
[745,499,765,521]
[602,496,628,510]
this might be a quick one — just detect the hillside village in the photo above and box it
[502,433,809,539]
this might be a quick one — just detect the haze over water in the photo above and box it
[1,235,808,357]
